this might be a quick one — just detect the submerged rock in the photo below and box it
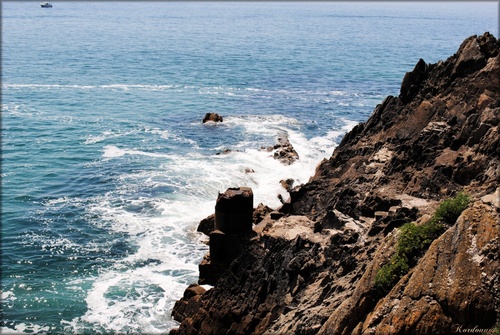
[262,131,300,165]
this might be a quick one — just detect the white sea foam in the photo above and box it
[1,290,15,300]
[65,187,213,333]
[102,145,126,158]
[147,128,199,147]
[56,112,357,334]
[65,266,192,333]
[3,84,97,90]
[102,145,178,159]
[0,324,50,334]
[341,118,360,132]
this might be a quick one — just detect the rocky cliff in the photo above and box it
[171,33,500,335]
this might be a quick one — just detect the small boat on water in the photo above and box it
[40,2,53,8]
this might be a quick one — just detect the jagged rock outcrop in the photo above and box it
[286,32,499,220]
[270,131,299,165]
[171,284,207,326]
[171,33,500,335]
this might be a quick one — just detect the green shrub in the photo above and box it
[374,254,409,293]
[432,191,470,225]
[373,192,470,294]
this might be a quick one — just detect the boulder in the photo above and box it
[280,178,294,192]
[202,112,223,123]
[252,203,273,225]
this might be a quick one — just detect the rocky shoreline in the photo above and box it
[171,33,500,335]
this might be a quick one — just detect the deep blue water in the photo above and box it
[1,2,498,334]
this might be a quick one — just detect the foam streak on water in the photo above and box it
[2,1,497,334]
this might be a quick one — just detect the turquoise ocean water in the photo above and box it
[1,2,498,334]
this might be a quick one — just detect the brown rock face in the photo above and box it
[171,284,207,326]
[344,200,500,335]
[171,33,500,335]
[309,196,500,335]
[287,32,499,221]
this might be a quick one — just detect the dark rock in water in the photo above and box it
[171,33,500,335]
[277,193,286,204]
[202,112,223,123]
[215,148,232,155]
[280,178,294,192]
[272,132,299,165]
[198,187,256,285]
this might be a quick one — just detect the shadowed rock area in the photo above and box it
[171,33,500,335]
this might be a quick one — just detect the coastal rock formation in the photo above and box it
[287,32,499,220]
[198,187,256,285]
[350,200,499,335]
[171,33,500,335]
[171,284,207,326]
[202,112,223,123]
[197,214,215,236]
[267,131,299,165]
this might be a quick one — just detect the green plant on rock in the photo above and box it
[374,192,470,294]
[432,191,470,225]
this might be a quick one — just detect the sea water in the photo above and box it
[1,2,497,334]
